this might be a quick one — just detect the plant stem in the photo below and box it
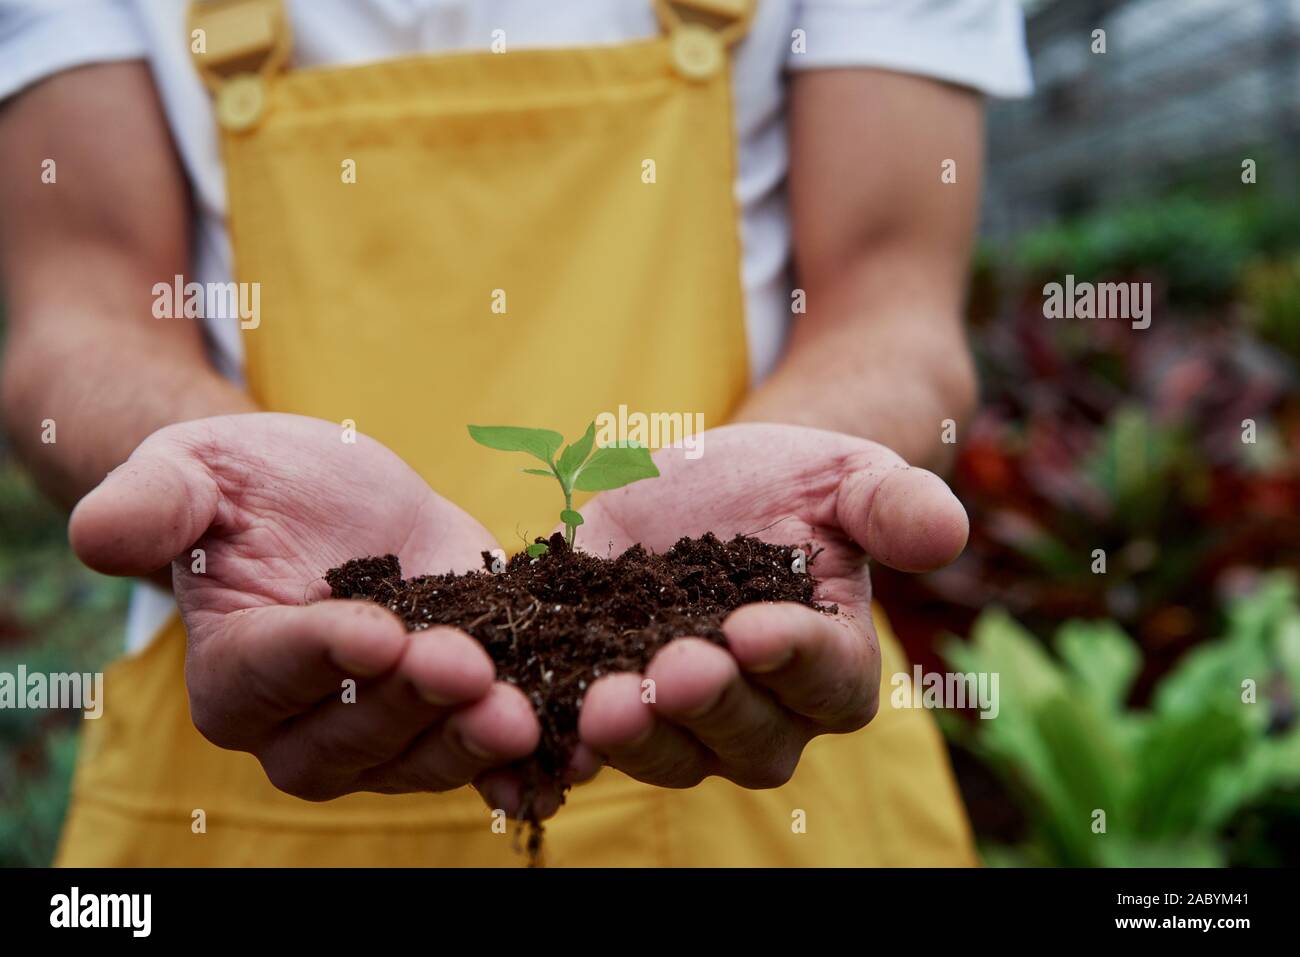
[564,487,574,547]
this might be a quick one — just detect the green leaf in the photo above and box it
[946,579,1300,868]
[557,422,597,489]
[1153,638,1267,721]
[1055,619,1141,713]
[1031,694,1132,864]
[1095,837,1225,869]
[944,608,1066,708]
[1130,706,1251,837]
[1201,728,1300,829]
[573,442,659,492]
[942,611,1107,865]
[525,542,549,558]
[468,425,564,467]
[522,468,553,477]
[560,509,584,528]
[1081,405,1186,530]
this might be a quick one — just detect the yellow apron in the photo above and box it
[57,0,977,867]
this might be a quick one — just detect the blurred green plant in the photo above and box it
[848,191,1299,860]
[0,455,129,866]
[0,728,80,867]
[881,193,1300,675]
[1243,253,1300,364]
[1015,196,1300,307]
[942,575,1300,867]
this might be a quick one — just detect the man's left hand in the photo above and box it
[569,423,968,790]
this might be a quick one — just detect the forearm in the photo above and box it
[0,64,255,513]
[762,70,984,472]
[733,264,976,473]
[2,313,255,512]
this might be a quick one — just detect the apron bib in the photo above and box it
[56,0,976,866]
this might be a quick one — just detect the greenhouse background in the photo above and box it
[872,0,1300,866]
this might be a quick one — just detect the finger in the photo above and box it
[836,464,969,572]
[277,626,496,771]
[564,743,604,785]
[646,638,805,789]
[723,602,879,732]
[69,428,221,576]
[474,739,602,819]
[364,683,539,793]
[578,672,714,788]
[474,769,567,822]
[186,599,408,749]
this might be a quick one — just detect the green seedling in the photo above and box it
[468,421,659,554]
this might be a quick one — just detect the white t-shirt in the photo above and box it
[0,0,1032,651]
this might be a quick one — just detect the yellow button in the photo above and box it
[670,24,724,81]
[216,73,266,132]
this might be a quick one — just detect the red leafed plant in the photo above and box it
[876,300,1300,701]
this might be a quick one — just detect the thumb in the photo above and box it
[69,430,221,577]
[835,465,969,573]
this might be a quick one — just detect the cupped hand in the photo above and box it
[571,423,968,790]
[70,413,546,813]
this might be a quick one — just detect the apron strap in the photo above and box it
[186,0,755,89]
[654,0,755,47]
[655,0,754,81]
[188,0,290,131]
[188,0,290,91]
[186,0,753,127]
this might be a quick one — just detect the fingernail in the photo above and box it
[460,734,498,761]
[747,649,794,674]
[684,689,723,720]
[336,657,384,678]
[417,686,460,707]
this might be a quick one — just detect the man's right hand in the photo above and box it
[69,413,545,809]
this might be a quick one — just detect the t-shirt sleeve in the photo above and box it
[787,0,1034,97]
[0,0,147,102]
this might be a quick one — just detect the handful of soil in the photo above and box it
[324,531,833,864]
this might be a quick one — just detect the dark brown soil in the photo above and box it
[324,531,832,863]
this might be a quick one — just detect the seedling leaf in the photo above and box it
[574,442,659,492]
[468,425,564,467]
[526,542,550,558]
[522,468,553,477]
[557,422,597,489]
[560,509,584,527]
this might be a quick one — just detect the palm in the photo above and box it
[569,423,969,791]
[577,423,912,610]
[164,414,496,620]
